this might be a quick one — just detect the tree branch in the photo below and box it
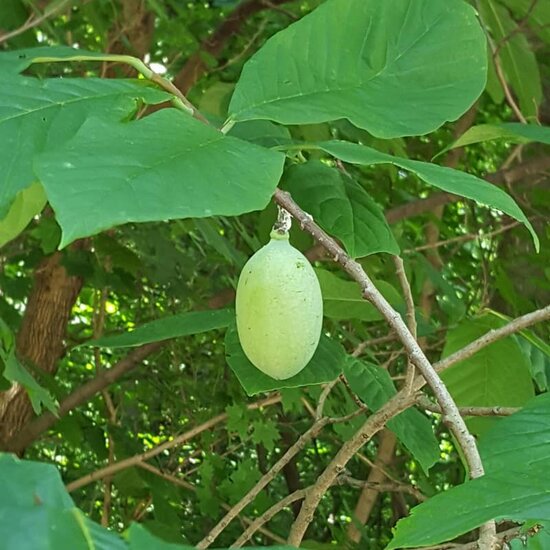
[274,189,497,547]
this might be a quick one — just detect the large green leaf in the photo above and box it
[440,315,534,434]
[305,140,538,251]
[35,109,285,247]
[0,75,169,218]
[228,0,487,138]
[0,182,46,248]
[478,0,542,119]
[282,161,399,257]
[388,394,550,548]
[315,268,403,322]
[225,322,346,395]
[85,309,234,348]
[344,359,439,474]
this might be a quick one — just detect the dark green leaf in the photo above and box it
[344,359,439,473]
[225,322,346,395]
[86,309,234,348]
[282,161,399,257]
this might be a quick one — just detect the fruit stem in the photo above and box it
[272,205,292,236]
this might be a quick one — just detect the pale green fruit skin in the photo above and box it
[236,232,323,380]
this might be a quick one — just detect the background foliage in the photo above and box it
[0,0,549,548]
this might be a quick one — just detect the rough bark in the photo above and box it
[0,252,83,448]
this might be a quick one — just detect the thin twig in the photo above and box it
[66,394,281,492]
[393,256,417,394]
[433,305,550,374]
[231,488,307,547]
[137,462,286,545]
[406,221,522,253]
[417,395,519,417]
[0,0,77,45]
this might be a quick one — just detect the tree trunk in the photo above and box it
[0,252,83,449]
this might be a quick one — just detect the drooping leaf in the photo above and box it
[440,315,534,434]
[0,182,46,248]
[0,75,170,218]
[344,359,439,473]
[437,123,550,157]
[478,0,542,119]
[388,394,550,549]
[229,0,487,138]
[85,309,235,348]
[307,140,538,251]
[225,322,345,395]
[35,110,285,247]
[282,161,399,257]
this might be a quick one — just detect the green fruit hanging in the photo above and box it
[236,228,323,380]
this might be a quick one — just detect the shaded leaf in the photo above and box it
[282,161,399,257]
[441,315,534,435]
[225,322,346,395]
[0,182,46,248]
[86,309,234,348]
[344,358,439,473]
[315,268,403,322]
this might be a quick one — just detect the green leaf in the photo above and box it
[229,0,487,138]
[0,182,46,248]
[315,268,403,322]
[310,140,539,251]
[0,75,169,219]
[85,309,234,348]
[437,123,550,157]
[282,161,399,257]
[226,403,252,440]
[441,315,534,434]
[388,394,550,549]
[0,319,57,415]
[225,322,346,395]
[478,0,542,119]
[35,110,285,247]
[251,418,280,451]
[219,457,262,505]
[127,523,195,549]
[344,359,439,473]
